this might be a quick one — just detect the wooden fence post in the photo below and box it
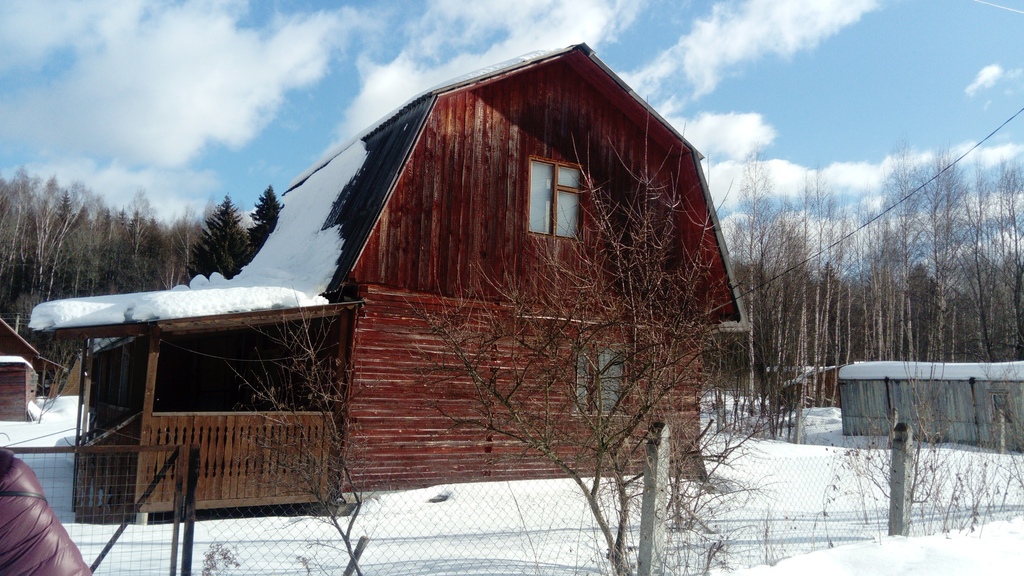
[180,445,200,576]
[889,422,913,537]
[638,422,669,576]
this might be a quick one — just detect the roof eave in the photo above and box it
[50,301,363,341]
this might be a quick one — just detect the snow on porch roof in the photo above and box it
[838,361,1024,382]
[30,140,368,331]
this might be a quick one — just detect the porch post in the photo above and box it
[136,325,161,525]
[141,325,161,439]
[76,338,92,445]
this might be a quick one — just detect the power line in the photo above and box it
[3,428,77,447]
[737,103,1024,302]
[973,0,1024,16]
[160,338,293,363]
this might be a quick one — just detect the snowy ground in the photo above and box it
[3,398,1023,575]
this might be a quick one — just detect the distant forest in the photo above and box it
[716,148,1024,419]
[0,168,278,367]
[4,151,1024,406]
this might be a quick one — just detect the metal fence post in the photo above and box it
[638,422,669,576]
[889,422,913,536]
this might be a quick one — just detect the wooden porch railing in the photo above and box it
[140,411,330,511]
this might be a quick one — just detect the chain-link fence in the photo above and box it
[672,410,1024,572]
[8,445,188,575]
[8,416,1024,575]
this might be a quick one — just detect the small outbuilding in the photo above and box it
[838,362,1024,451]
[0,319,61,421]
[0,356,34,422]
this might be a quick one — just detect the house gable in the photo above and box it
[348,47,741,323]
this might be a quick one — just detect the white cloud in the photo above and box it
[627,0,879,100]
[821,161,886,193]
[0,0,139,73]
[707,156,889,211]
[703,158,746,208]
[0,1,357,167]
[12,157,219,220]
[670,111,777,162]
[953,140,1024,167]
[966,64,1005,96]
[336,0,640,141]
[709,140,1024,213]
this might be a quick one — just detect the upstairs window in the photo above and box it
[530,159,581,237]
[576,348,623,413]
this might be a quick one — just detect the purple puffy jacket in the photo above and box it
[0,449,92,575]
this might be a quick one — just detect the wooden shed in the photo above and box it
[0,318,58,420]
[31,44,744,515]
[0,356,34,421]
[838,362,1024,451]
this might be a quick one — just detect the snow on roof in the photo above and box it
[289,47,565,191]
[0,355,32,367]
[838,361,1024,382]
[29,141,368,331]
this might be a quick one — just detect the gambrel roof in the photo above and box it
[31,44,744,332]
[291,43,742,324]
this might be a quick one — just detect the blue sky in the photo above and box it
[1,0,1022,220]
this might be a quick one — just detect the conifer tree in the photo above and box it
[189,196,250,279]
[248,185,280,257]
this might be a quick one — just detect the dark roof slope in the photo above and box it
[279,44,744,325]
[319,96,433,294]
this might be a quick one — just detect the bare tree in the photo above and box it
[416,165,733,575]
[992,162,1024,359]
[241,313,368,575]
[167,206,203,286]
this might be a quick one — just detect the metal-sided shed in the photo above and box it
[838,362,1024,451]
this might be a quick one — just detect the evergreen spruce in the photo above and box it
[189,196,250,279]
[248,185,281,257]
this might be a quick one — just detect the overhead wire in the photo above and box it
[3,428,78,447]
[159,338,293,363]
[735,103,1024,303]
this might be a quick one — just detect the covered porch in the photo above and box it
[54,303,359,520]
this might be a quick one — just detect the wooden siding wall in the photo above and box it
[0,364,33,421]
[345,285,703,491]
[350,56,735,318]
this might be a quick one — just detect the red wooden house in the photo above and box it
[31,44,743,515]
